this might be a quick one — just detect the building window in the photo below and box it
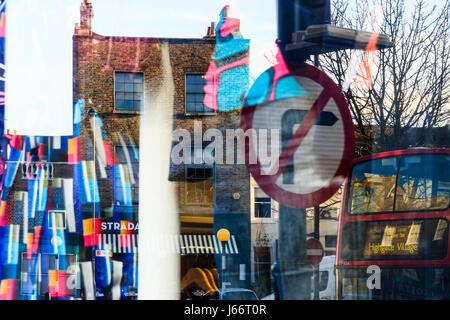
[184,146,214,206]
[254,246,272,297]
[20,253,78,298]
[185,165,214,206]
[254,187,271,219]
[325,235,337,248]
[47,210,66,230]
[185,74,214,114]
[115,72,143,113]
[114,145,139,204]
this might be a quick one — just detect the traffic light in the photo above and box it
[277,0,330,47]
[297,0,331,30]
[277,0,392,62]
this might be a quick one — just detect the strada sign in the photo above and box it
[100,221,139,232]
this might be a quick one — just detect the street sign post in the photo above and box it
[241,62,354,209]
[307,237,324,300]
[306,238,324,266]
[268,0,392,301]
[241,61,354,300]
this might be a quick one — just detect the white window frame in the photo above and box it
[251,178,276,223]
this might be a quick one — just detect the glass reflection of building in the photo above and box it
[0,0,253,300]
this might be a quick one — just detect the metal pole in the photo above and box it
[221,242,225,294]
[314,206,320,239]
[313,54,320,300]
[277,0,298,54]
[278,204,311,299]
[313,205,320,300]
[314,54,319,68]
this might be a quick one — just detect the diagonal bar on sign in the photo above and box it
[270,89,332,184]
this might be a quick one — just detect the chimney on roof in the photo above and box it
[204,21,217,39]
[75,0,94,36]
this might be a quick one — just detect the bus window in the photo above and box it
[341,218,449,260]
[337,267,450,300]
[347,157,399,214]
[347,154,450,215]
[395,154,450,211]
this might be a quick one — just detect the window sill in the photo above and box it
[114,109,141,115]
[251,218,277,223]
[184,112,216,117]
[185,204,214,208]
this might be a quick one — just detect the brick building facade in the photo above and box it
[0,0,251,300]
[73,0,252,298]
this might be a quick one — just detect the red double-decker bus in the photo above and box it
[336,148,450,299]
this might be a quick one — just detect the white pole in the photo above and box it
[138,41,179,300]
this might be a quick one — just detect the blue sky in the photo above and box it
[5,0,278,135]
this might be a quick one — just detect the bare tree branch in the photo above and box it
[318,0,450,153]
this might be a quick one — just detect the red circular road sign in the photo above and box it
[306,238,324,266]
[240,63,354,209]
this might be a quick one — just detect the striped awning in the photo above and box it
[95,233,239,255]
[178,234,239,255]
[97,233,138,254]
